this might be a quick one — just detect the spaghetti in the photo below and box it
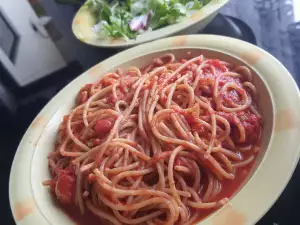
[43,53,262,225]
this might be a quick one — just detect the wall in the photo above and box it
[0,0,66,86]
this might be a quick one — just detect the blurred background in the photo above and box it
[1,0,299,224]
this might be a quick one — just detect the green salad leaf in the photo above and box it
[87,0,137,39]
[85,0,213,39]
[186,0,204,10]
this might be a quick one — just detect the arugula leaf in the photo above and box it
[130,0,147,15]
[203,0,212,4]
[86,0,112,21]
[170,3,187,15]
[87,0,213,39]
[87,0,137,39]
[185,0,204,10]
[149,0,187,28]
[179,0,191,5]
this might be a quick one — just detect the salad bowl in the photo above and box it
[72,0,228,48]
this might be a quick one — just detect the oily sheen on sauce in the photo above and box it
[43,52,261,225]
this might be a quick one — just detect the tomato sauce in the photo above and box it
[194,150,258,222]
[94,119,113,139]
[61,204,106,225]
[52,56,262,225]
[58,153,257,225]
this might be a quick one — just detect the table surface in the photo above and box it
[222,0,300,82]
[223,1,300,224]
[4,0,300,225]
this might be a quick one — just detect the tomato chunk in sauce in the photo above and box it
[55,174,76,204]
[94,119,113,138]
[236,110,261,143]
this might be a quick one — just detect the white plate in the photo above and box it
[9,35,300,225]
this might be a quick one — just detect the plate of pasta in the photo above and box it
[9,35,300,225]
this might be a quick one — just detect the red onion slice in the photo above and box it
[128,12,152,32]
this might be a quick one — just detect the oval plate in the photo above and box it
[72,0,228,48]
[9,35,300,225]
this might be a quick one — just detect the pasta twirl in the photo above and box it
[43,53,262,225]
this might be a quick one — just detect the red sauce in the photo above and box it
[55,175,76,204]
[158,73,171,84]
[218,75,240,86]
[56,132,260,223]
[194,150,257,222]
[47,166,77,205]
[177,111,210,138]
[62,204,106,225]
[174,157,185,166]
[59,153,257,225]
[76,84,93,105]
[94,119,113,139]
[237,111,261,143]
[160,96,168,105]
[92,138,101,146]
[222,90,241,105]
[107,90,125,105]
[52,56,262,225]
[151,151,172,165]
[206,59,228,74]
[101,77,116,87]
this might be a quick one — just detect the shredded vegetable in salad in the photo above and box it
[86,0,213,40]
